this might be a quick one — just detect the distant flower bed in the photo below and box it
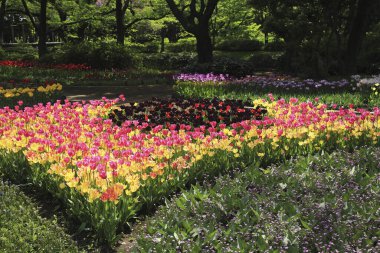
[174,73,380,108]
[0,83,63,107]
[0,60,91,71]
[174,73,354,90]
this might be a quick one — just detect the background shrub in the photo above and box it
[53,41,137,69]
[0,44,38,61]
[215,39,263,52]
[166,38,196,53]
[184,56,254,77]
[143,52,196,70]
[0,46,5,60]
[264,40,286,51]
[249,52,281,70]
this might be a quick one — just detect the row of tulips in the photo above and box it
[0,97,380,244]
[0,83,63,107]
[109,97,266,128]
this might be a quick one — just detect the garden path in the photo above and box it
[64,83,173,102]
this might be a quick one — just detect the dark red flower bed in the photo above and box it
[0,60,91,71]
[0,60,35,68]
[109,97,267,128]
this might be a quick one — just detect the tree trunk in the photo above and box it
[195,25,213,63]
[345,0,373,73]
[116,0,125,45]
[0,0,6,44]
[264,32,269,46]
[38,0,48,58]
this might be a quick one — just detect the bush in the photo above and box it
[264,40,286,51]
[126,42,160,54]
[144,42,160,54]
[249,52,280,70]
[2,44,38,61]
[358,31,380,74]
[216,39,263,52]
[130,21,159,43]
[60,41,94,65]
[166,39,196,53]
[21,52,38,61]
[89,42,136,69]
[59,41,137,69]
[143,52,196,70]
[184,57,254,77]
[0,46,5,60]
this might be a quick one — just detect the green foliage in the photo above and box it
[184,57,254,77]
[166,38,196,53]
[264,40,286,52]
[174,81,377,108]
[58,41,137,69]
[136,147,380,252]
[0,47,5,60]
[126,41,160,54]
[0,181,80,252]
[142,52,196,70]
[2,45,38,61]
[130,21,160,43]
[248,0,380,76]
[215,39,263,52]
[248,51,282,70]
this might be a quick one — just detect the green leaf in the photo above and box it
[256,235,268,251]
[173,232,179,241]
[175,199,186,211]
[300,220,312,230]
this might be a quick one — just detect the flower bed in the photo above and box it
[0,60,91,71]
[137,147,380,251]
[174,73,380,108]
[0,97,379,245]
[174,73,354,90]
[109,97,266,128]
[0,83,63,107]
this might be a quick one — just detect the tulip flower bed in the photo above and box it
[0,60,91,71]
[109,97,266,128]
[0,97,380,245]
[175,73,380,108]
[0,83,63,108]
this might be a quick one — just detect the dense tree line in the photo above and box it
[0,0,379,75]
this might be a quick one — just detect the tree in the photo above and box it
[345,0,377,73]
[165,0,219,63]
[0,0,6,43]
[20,0,47,57]
[116,0,130,44]
[38,0,47,57]
[249,0,380,76]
